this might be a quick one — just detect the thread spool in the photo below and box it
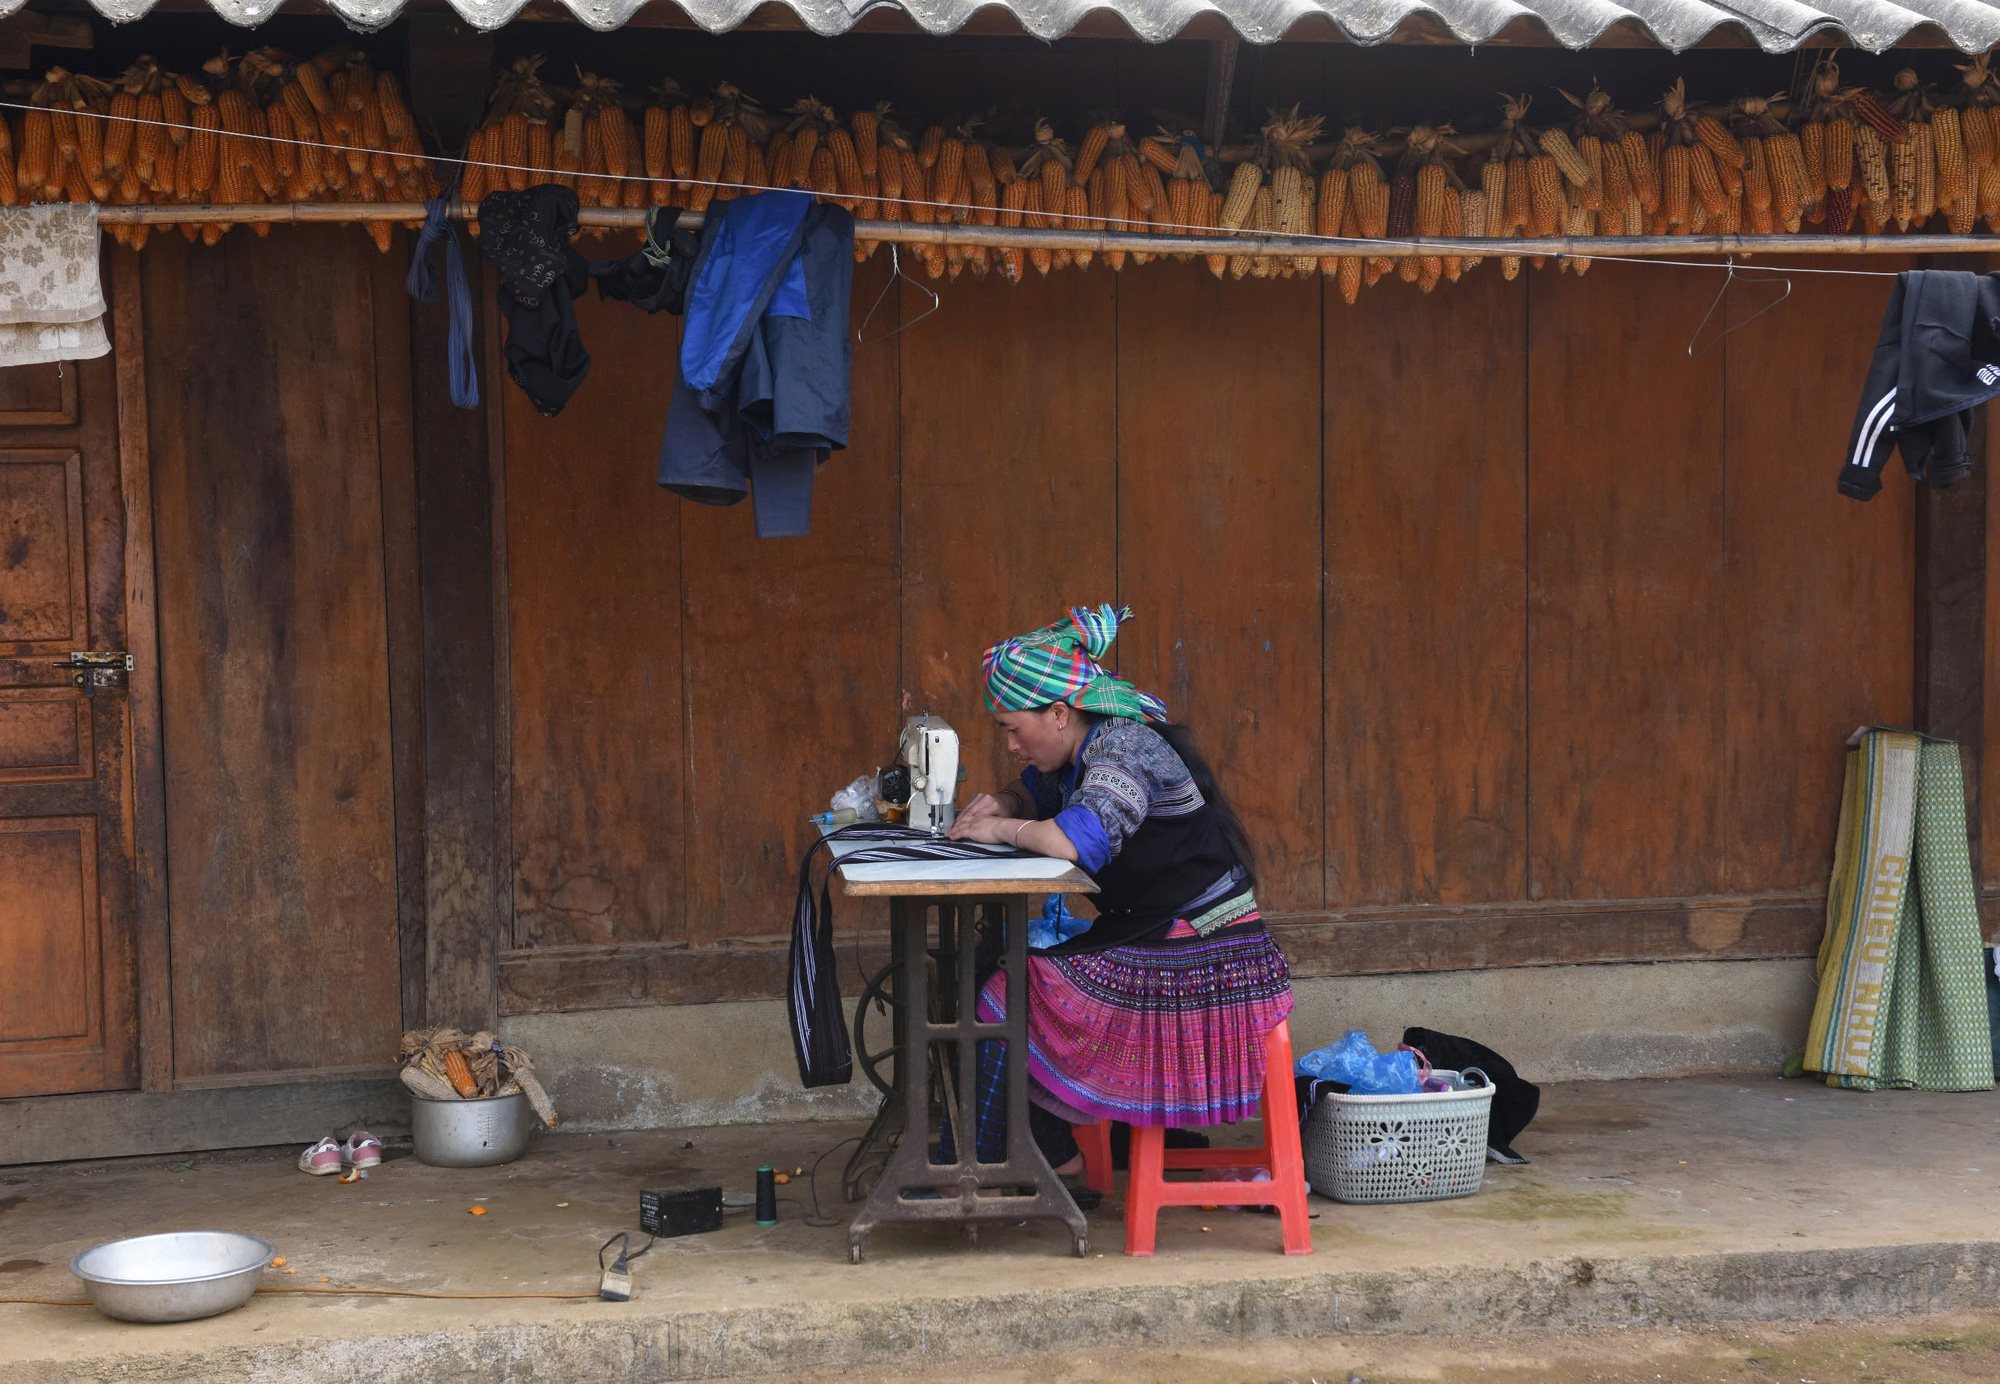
[755,1165,777,1225]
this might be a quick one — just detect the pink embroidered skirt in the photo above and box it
[976,916,1292,1128]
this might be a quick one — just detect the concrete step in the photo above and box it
[7,1077,1998,1383]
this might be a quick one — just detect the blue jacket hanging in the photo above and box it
[658,191,854,538]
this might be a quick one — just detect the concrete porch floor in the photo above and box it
[5,1075,2000,1383]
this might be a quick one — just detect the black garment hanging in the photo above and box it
[787,824,1033,1089]
[1840,269,2000,500]
[590,207,702,315]
[479,187,591,417]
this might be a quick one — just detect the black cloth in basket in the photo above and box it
[1401,1028,1540,1162]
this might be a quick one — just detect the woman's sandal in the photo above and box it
[1061,1176,1103,1211]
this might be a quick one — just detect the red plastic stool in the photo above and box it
[1119,1018,1312,1256]
[1076,1116,1114,1194]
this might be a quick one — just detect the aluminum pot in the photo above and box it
[69,1230,275,1323]
[411,1090,534,1167]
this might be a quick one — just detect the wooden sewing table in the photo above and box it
[833,843,1097,1263]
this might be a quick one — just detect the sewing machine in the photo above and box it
[894,715,960,835]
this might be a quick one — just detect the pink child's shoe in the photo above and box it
[298,1137,342,1176]
[342,1131,383,1170]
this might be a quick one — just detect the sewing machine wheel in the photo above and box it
[854,958,902,1099]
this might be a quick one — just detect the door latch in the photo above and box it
[54,651,132,698]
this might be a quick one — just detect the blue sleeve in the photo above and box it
[1053,804,1114,874]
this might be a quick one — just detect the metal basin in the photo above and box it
[411,1090,533,1167]
[69,1230,275,1323]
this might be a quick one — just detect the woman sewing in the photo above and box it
[942,604,1293,1177]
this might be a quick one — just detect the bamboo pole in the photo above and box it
[92,200,1996,260]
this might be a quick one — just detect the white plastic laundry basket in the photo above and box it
[1302,1074,1494,1204]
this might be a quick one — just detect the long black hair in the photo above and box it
[1156,721,1258,891]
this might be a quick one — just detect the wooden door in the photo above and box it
[144,230,406,1085]
[0,349,141,1099]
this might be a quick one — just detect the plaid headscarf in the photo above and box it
[981,604,1169,724]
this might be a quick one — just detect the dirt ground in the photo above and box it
[763,1316,2000,1384]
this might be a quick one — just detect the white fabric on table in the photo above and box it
[824,832,1078,884]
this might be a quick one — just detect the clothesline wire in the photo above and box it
[0,96,1914,279]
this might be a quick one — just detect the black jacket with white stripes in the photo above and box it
[1840,269,2000,501]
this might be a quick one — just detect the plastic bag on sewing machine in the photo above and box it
[831,774,879,821]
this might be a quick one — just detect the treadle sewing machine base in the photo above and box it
[838,879,1096,1263]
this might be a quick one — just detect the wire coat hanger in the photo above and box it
[1686,255,1793,359]
[855,244,939,344]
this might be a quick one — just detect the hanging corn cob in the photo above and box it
[565,69,622,213]
[1535,114,1600,210]
[1402,123,1462,290]
[1885,68,1933,231]
[1316,154,1348,278]
[336,50,396,250]
[1012,126,1055,277]
[1456,187,1484,275]
[1385,123,1419,283]
[1952,56,2000,230]
[686,82,769,210]
[26,70,72,206]
[1326,127,1389,295]
[1261,108,1321,275]
[1793,60,1856,232]
[1560,86,1651,234]
[932,118,973,275]
[1659,81,1726,233]
[960,120,1001,277]
[472,56,558,200]
[1124,135,1166,265]
[640,78,688,203]
[1488,96,1540,277]
[1151,124,1208,262]
[786,98,847,204]
[1218,135,1264,279]
[1730,95,1801,232]
[897,116,947,277]
[1804,59,1854,226]
[1955,54,1999,186]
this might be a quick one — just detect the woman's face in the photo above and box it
[995,704,1073,773]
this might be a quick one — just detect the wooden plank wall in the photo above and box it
[86,36,1941,1028]
[494,248,1920,1012]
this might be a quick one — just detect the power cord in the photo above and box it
[596,1231,654,1302]
[762,1136,863,1229]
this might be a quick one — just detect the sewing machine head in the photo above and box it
[895,715,960,835]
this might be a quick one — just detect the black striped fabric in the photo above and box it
[788,824,1031,1088]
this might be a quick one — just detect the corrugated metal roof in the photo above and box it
[29,0,2000,53]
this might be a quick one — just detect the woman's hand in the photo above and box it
[948,811,1017,845]
[956,792,1008,827]
[949,813,1080,862]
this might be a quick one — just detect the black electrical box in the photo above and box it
[640,1185,723,1238]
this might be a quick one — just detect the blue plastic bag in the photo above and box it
[1295,1030,1422,1095]
[1027,894,1091,951]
